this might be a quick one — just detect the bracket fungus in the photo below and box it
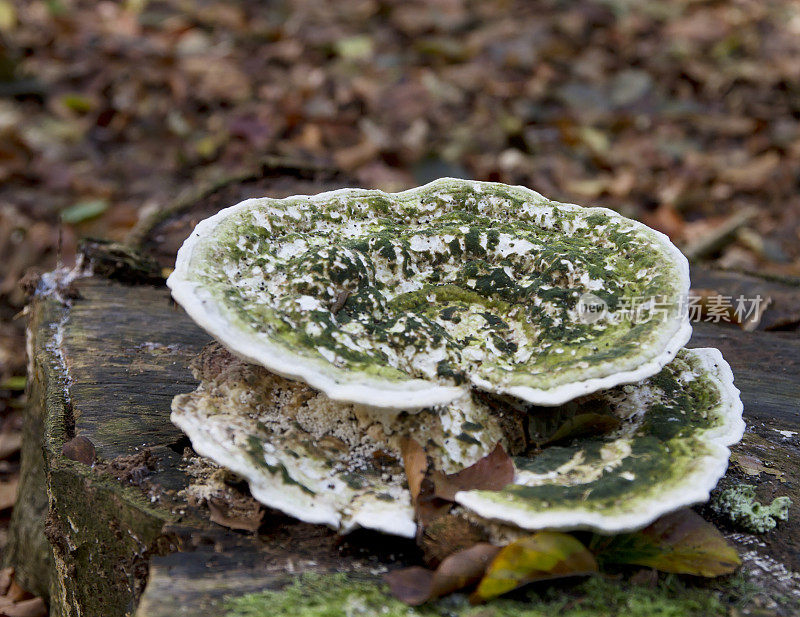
[454,348,744,534]
[172,344,504,538]
[167,178,691,409]
[173,344,742,536]
[168,179,744,576]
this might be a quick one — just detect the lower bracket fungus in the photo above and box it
[454,348,744,533]
[172,345,743,538]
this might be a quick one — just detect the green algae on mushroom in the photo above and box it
[170,345,505,538]
[455,347,744,534]
[167,178,691,409]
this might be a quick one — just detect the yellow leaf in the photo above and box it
[591,509,740,577]
[472,532,597,602]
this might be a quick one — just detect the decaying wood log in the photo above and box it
[4,167,800,615]
[5,269,797,617]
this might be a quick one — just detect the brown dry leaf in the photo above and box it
[682,208,758,261]
[399,438,450,528]
[384,567,432,606]
[0,431,20,461]
[4,578,30,604]
[180,56,252,103]
[61,435,96,465]
[399,437,427,505]
[719,152,781,190]
[730,452,784,481]
[431,443,514,501]
[0,597,47,617]
[0,568,12,596]
[643,205,686,243]
[385,543,501,605]
[400,440,514,531]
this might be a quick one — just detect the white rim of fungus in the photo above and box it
[170,405,417,538]
[168,178,692,410]
[454,347,745,534]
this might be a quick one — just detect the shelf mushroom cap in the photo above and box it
[168,178,691,410]
[171,345,505,538]
[173,346,742,538]
[454,347,745,534]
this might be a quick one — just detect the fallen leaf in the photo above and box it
[682,208,758,261]
[472,532,598,602]
[62,435,96,465]
[1,597,47,617]
[334,35,374,60]
[0,377,25,390]
[399,437,450,528]
[399,437,427,505]
[0,1,15,32]
[385,543,501,605]
[0,431,21,460]
[4,578,28,603]
[431,443,514,501]
[643,205,686,242]
[384,567,432,606]
[0,568,46,617]
[730,452,784,481]
[591,508,740,577]
[59,94,94,114]
[719,151,780,190]
[0,568,12,596]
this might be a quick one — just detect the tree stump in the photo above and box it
[5,168,800,615]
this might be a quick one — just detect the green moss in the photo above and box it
[223,572,729,617]
[224,573,437,617]
[710,484,792,533]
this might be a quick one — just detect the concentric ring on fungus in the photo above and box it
[168,178,691,409]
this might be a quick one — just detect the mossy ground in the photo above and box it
[224,571,749,617]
